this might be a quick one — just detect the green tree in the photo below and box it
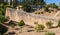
[22,3,32,12]
[0,3,8,15]
[18,20,25,32]
[22,0,46,12]
[13,0,19,8]
[44,7,51,13]
[0,15,8,23]
[0,24,8,35]
[31,0,45,6]
[49,3,58,9]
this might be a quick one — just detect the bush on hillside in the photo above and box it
[45,32,55,35]
[58,19,60,27]
[34,23,45,32]
[18,20,25,26]
[18,20,25,32]
[46,21,53,28]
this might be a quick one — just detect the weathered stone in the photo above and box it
[5,8,58,27]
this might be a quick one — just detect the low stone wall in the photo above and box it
[6,8,58,27]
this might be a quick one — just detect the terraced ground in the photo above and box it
[4,23,60,35]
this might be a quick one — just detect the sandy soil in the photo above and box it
[4,24,60,35]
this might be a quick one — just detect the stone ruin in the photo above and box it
[6,8,58,27]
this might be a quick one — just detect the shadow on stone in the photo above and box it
[15,28,20,30]
[4,34,8,35]
[27,30,34,32]
[49,26,58,29]
[28,26,34,28]
[25,25,30,26]
[7,31,15,35]
[4,20,17,26]
[39,30,47,32]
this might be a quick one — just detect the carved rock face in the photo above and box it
[6,8,58,27]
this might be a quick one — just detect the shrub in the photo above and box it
[0,24,8,34]
[18,20,25,26]
[35,23,45,32]
[0,15,8,23]
[18,20,25,32]
[58,19,60,27]
[44,7,51,13]
[45,32,55,35]
[46,21,53,28]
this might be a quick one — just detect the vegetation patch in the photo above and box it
[18,20,25,32]
[45,32,55,35]
[18,20,25,26]
[0,24,8,34]
[58,19,60,27]
[46,21,53,29]
[0,15,8,23]
[34,22,45,32]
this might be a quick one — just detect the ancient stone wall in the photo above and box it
[6,8,58,27]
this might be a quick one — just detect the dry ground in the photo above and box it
[4,24,60,35]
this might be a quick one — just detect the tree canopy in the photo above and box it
[21,0,45,6]
[0,24,8,34]
[48,3,58,9]
[0,15,8,23]
[0,3,8,15]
